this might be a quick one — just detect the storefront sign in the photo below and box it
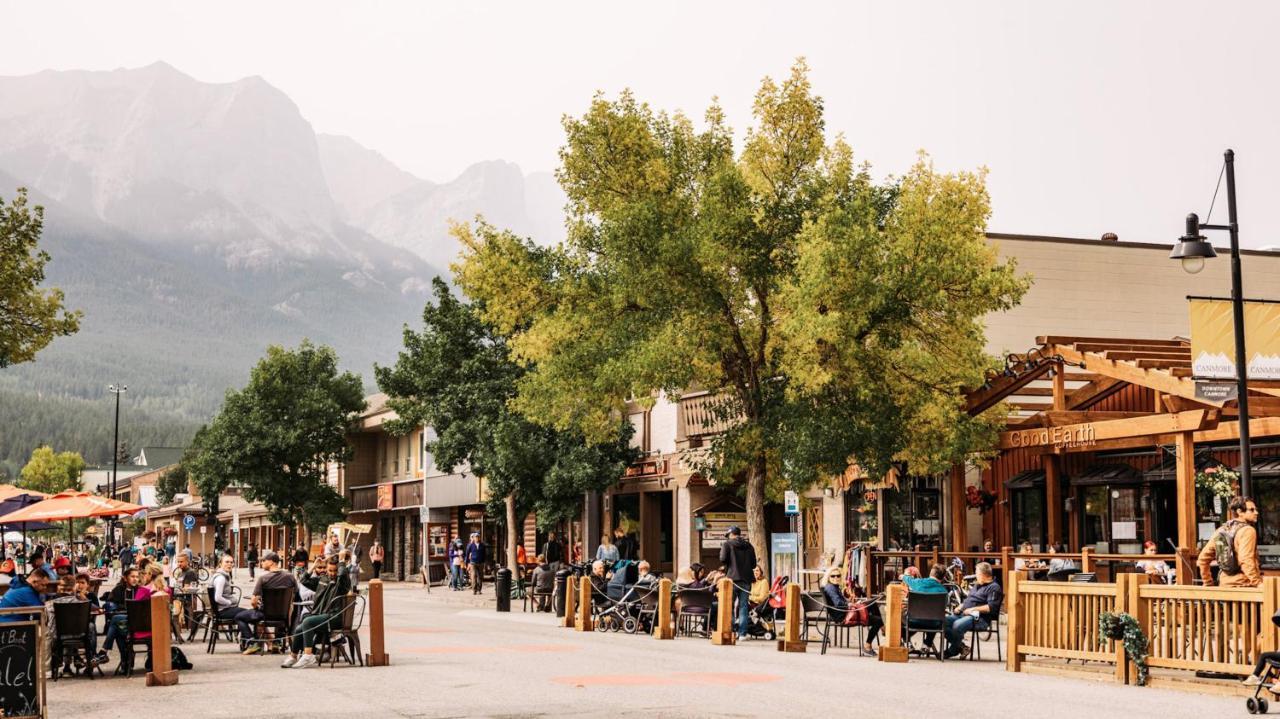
[464,508,485,521]
[376,484,393,510]
[1006,423,1097,450]
[1190,298,1280,380]
[700,511,747,549]
[624,459,667,478]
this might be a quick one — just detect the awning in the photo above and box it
[1005,469,1046,490]
[1246,457,1280,478]
[1070,463,1144,487]
[1142,452,1224,483]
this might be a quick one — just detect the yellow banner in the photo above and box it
[1190,299,1280,380]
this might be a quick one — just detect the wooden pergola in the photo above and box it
[958,334,1280,581]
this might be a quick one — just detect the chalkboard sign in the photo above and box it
[0,620,43,719]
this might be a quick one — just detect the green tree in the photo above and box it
[375,277,636,568]
[0,188,81,368]
[455,61,1028,565]
[19,445,85,495]
[155,463,188,505]
[193,341,364,536]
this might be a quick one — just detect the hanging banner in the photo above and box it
[1189,298,1280,380]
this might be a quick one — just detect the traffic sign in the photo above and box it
[182,514,196,530]
[784,491,800,515]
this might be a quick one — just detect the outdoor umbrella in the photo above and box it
[0,488,55,559]
[0,490,144,562]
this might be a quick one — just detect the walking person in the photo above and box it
[369,539,385,579]
[1199,496,1262,587]
[245,542,258,579]
[541,531,564,568]
[718,526,757,641]
[465,532,486,595]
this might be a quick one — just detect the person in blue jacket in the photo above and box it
[464,533,486,595]
[0,568,50,621]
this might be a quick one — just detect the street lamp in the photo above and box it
[1169,148,1251,497]
[108,384,127,542]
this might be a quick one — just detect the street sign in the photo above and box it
[231,512,240,533]
[1195,380,1238,403]
[199,525,207,535]
[419,504,429,524]
[784,491,800,515]
[182,514,196,531]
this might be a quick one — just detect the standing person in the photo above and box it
[614,527,638,561]
[369,540,385,579]
[718,526,757,641]
[464,532,486,595]
[324,534,341,559]
[1198,496,1262,587]
[245,542,258,579]
[541,531,564,567]
[117,543,134,575]
[595,534,619,564]
[292,543,310,572]
[448,538,464,590]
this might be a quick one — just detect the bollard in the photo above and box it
[776,581,805,652]
[561,574,576,628]
[877,583,908,662]
[554,569,571,618]
[145,592,178,686]
[654,577,674,640]
[495,568,512,612]
[574,575,593,631]
[365,579,390,666]
[711,577,735,645]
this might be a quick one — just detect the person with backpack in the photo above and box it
[1198,496,1261,587]
[718,526,757,641]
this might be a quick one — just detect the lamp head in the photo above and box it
[1170,213,1216,274]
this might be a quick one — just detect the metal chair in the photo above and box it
[904,592,947,661]
[637,584,661,634]
[255,585,296,649]
[799,592,843,654]
[320,593,365,668]
[51,601,99,680]
[524,572,555,612]
[204,587,243,654]
[969,612,1002,661]
[675,588,713,637]
[122,599,153,677]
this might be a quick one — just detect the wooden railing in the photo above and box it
[679,393,740,438]
[1007,570,1280,682]
[866,547,1180,593]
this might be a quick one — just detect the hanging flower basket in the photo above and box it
[1099,611,1150,685]
[964,485,998,514]
[1195,466,1238,499]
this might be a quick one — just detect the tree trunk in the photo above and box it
[746,452,768,577]
[506,493,518,570]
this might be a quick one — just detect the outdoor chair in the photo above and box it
[523,575,555,613]
[204,586,243,654]
[51,600,99,680]
[799,592,849,655]
[122,598,153,677]
[904,591,947,661]
[1046,568,1080,582]
[319,592,365,668]
[637,584,660,634]
[1068,572,1097,583]
[675,588,713,638]
[969,612,1002,662]
[254,585,296,649]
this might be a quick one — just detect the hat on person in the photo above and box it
[260,550,280,563]
[724,526,741,538]
[53,556,72,569]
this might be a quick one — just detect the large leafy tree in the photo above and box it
[375,277,636,568]
[192,342,365,538]
[19,446,85,495]
[0,188,80,368]
[455,61,1028,564]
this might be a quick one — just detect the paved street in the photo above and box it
[50,575,1238,719]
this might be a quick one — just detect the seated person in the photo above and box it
[209,554,247,623]
[1013,542,1036,571]
[1047,545,1077,574]
[50,574,98,667]
[588,560,612,605]
[171,553,199,589]
[529,556,555,611]
[944,561,1003,659]
[634,560,658,588]
[53,555,73,578]
[748,566,768,606]
[821,567,849,619]
[239,550,313,654]
[901,564,949,653]
[0,568,49,620]
[1134,541,1169,579]
[100,567,140,664]
[27,549,58,583]
[280,556,352,669]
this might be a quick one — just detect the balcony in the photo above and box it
[680,393,741,439]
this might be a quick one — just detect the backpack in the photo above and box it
[1214,520,1246,575]
[144,646,193,671]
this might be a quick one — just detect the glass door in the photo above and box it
[1011,488,1047,550]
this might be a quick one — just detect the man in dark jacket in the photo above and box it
[541,531,564,567]
[718,526,757,640]
[281,556,351,669]
[465,533,486,594]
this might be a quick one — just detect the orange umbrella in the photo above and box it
[0,489,142,523]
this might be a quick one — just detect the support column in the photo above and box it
[1175,431,1197,556]
[1044,455,1062,548]
[949,464,966,552]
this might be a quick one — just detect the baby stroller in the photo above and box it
[738,575,789,640]
[596,577,653,634]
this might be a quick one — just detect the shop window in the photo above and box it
[1011,488,1046,550]
[844,488,878,544]
[885,475,943,550]
[1081,486,1145,553]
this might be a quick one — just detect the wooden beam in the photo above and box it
[1048,345,1216,406]
[1225,396,1280,417]
[1074,342,1195,353]
[949,464,966,552]
[1162,395,1213,414]
[1065,377,1125,410]
[1102,351,1191,362]
[1062,372,1105,382]
[1175,432,1196,553]
[1010,387,1055,396]
[1040,411,1155,426]
[1134,359,1192,370]
[1037,335,1187,348]
[999,409,1216,450]
[1052,365,1066,410]
[1044,455,1062,547]
[1193,416,1280,442]
[965,363,1052,415]
[1010,402,1053,413]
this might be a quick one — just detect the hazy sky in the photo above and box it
[5,1,1280,247]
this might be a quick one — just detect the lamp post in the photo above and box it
[1169,148,1251,497]
[108,384,127,541]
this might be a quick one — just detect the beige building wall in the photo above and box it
[984,234,1280,355]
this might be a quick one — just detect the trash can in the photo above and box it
[495,567,512,612]
[554,568,571,617]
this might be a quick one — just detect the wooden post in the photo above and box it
[1080,546,1093,574]
[949,464,967,552]
[145,592,178,686]
[930,547,940,572]
[1264,577,1280,654]
[1000,546,1011,575]
[561,575,576,629]
[1006,569,1023,672]
[711,577,735,645]
[365,579,389,666]
[1175,431,1197,572]
[1128,574,1151,685]
[878,583,907,662]
[1044,456,1062,548]
[654,577,674,640]
[1113,573,1129,683]
[776,582,805,653]
[574,575,592,632]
